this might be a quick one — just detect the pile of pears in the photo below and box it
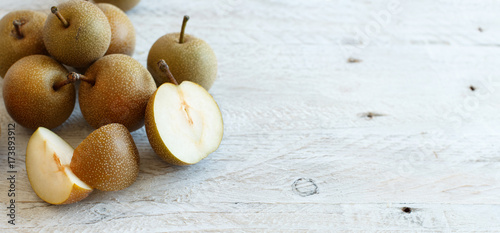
[0,0,223,205]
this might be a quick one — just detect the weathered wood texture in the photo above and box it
[1,0,500,231]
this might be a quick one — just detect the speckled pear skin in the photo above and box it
[93,0,141,12]
[147,33,217,90]
[0,10,48,78]
[78,54,157,132]
[43,0,111,68]
[70,123,140,191]
[59,184,93,205]
[2,55,75,129]
[97,3,136,56]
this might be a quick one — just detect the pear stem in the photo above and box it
[158,60,179,85]
[179,15,189,44]
[71,72,95,86]
[12,20,24,39]
[53,73,78,91]
[53,73,94,91]
[51,6,69,28]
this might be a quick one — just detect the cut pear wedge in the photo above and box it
[145,81,223,165]
[26,127,93,205]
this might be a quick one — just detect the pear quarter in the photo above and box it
[26,127,92,205]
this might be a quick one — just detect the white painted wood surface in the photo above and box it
[1,0,500,231]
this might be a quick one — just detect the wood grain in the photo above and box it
[1,0,500,231]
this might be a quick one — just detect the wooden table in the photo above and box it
[1,0,499,231]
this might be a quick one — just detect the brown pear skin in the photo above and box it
[0,10,47,78]
[78,54,157,132]
[97,3,136,56]
[93,0,141,12]
[43,0,111,68]
[71,123,140,191]
[147,16,217,90]
[2,55,75,129]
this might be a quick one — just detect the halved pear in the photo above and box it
[26,127,93,205]
[145,80,224,165]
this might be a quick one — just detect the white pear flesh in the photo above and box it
[26,127,92,205]
[146,81,223,165]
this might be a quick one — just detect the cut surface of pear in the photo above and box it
[145,81,223,165]
[26,127,92,205]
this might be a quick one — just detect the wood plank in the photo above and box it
[1,0,499,231]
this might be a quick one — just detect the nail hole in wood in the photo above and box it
[402,207,412,213]
[348,57,362,63]
[359,112,385,120]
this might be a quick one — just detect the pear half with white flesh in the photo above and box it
[26,127,92,205]
[145,60,223,165]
